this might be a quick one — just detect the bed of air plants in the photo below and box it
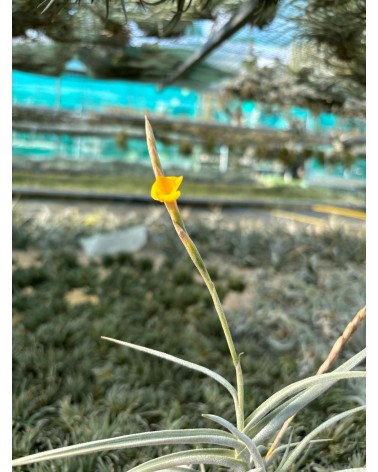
[12,192,365,472]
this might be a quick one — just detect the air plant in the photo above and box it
[12,118,366,471]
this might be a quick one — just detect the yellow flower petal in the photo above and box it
[151,176,183,203]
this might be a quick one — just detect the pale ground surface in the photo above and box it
[13,198,365,312]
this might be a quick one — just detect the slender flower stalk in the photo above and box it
[145,116,245,430]
[265,305,366,460]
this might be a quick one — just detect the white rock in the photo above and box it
[79,225,147,257]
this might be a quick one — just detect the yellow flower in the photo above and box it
[151,176,183,203]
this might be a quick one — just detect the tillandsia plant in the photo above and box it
[12,118,366,471]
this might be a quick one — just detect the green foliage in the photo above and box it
[293,0,365,87]
[12,212,365,470]
[227,276,246,292]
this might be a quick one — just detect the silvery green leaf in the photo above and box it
[333,348,366,373]
[101,336,238,409]
[152,468,198,472]
[245,396,297,439]
[332,469,366,472]
[12,429,240,467]
[244,370,365,434]
[127,448,247,472]
[252,371,365,444]
[244,348,365,433]
[202,414,265,471]
[277,406,365,471]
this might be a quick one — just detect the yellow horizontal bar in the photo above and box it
[271,210,328,227]
[311,205,366,221]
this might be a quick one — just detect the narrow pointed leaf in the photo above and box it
[101,337,238,407]
[275,429,294,469]
[127,448,247,472]
[12,429,240,467]
[333,348,366,373]
[152,469,198,472]
[277,406,365,471]
[245,396,299,439]
[244,370,365,434]
[245,349,365,432]
[202,414,265,471]
[332,469,366,472]
[252,371,365,444]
